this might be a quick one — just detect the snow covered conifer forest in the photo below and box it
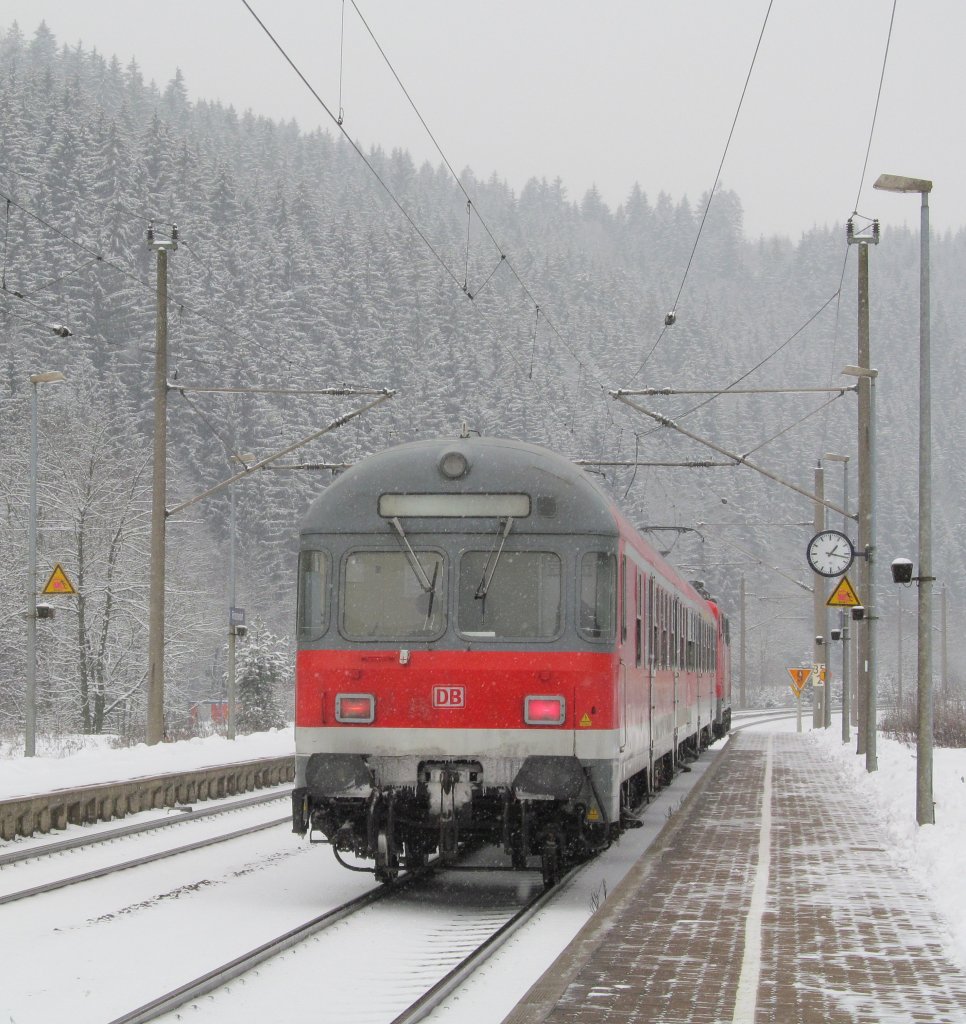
[2,22,965,742]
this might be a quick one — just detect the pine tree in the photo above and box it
[236,623,288,733]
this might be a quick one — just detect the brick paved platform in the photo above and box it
[503,732,966,1024]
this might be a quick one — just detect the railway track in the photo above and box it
[106,860,570,1024]
[0,787,291,867]
[0,790,291,905]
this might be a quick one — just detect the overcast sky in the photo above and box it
[1,1,961,238]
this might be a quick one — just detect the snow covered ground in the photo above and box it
[1,717,963,1024]
[808,721,966,971]
[0,728,294,800]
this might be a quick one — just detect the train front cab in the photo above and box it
[292,492,629,882]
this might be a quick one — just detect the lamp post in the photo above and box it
[25,370,66,756]
[873,172,934,825]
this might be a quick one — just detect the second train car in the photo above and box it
[292,436,731,886]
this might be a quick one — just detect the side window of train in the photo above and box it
[671,597,678,669]
[660,589,668,668]
[649,578,657,667]
[297,549,328,640]
[622,557,631,643]
[635,571,643,667]
[579,552,616,641]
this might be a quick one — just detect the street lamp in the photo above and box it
[874,172,934,825]
[25,370,66,756]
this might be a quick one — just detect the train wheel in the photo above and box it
[404,836,429,871]
[541,837,561,889]
[374,828,399,883]
[510,835,529,870]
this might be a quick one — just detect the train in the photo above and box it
[292,435,731,887]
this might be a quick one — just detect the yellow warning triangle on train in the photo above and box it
[826,575,860,608]
[42,563,76,595]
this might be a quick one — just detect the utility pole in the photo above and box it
[813,462,826,729]
[25,370,66,755]
[941,584,947,700]
[147,223,177,745]
[228,479,238,740]
[745,577,749,712]
[840,612,851,743]
[847,220,879,769]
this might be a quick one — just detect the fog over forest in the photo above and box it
[2,22,964,739]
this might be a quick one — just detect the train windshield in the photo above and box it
[579,552,617,640]
[458,551,561,639]
[297,550,327,640]
[343,550,445,639]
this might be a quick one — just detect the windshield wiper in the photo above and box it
[423,559,441,630]
[389,516,434,593]
[475,517,514,600]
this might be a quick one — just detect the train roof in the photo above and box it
[300,436,719,615]
[301,436,620,536]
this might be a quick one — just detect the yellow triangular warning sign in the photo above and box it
[42,563,76,595]
[787,667,811,689]
[826,574,860,608]
[579,712,592,728]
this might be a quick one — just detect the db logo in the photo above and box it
[433,685,465,708]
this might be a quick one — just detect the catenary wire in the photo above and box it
[632,0,775,379]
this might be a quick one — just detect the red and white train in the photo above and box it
[292,436,731,886]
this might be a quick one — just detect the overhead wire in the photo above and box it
[631,0,775,381]
[628,289,842,445]
[243,0,621,447]
[851,0,898,217]
[343,3,647,405]
[241,0,464,294]
[817,0,897,452]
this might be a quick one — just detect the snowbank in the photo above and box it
[808,727,966,970]
[0,727,294,801]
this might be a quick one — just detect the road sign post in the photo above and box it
[788,667,812,734]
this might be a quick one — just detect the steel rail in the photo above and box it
[0,815,289,906]
[0,788,291,868]
[389,864,581,1024]
[104,872,421,1024]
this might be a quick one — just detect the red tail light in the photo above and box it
[335,693,375,723]
[524,695,566,726]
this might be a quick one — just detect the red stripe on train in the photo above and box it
[296,648,619,729]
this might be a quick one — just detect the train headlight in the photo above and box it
[439,450,469,480]
[524,695,566,726]
[335,693,375,723]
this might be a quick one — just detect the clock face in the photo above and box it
[806,530,855,577]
